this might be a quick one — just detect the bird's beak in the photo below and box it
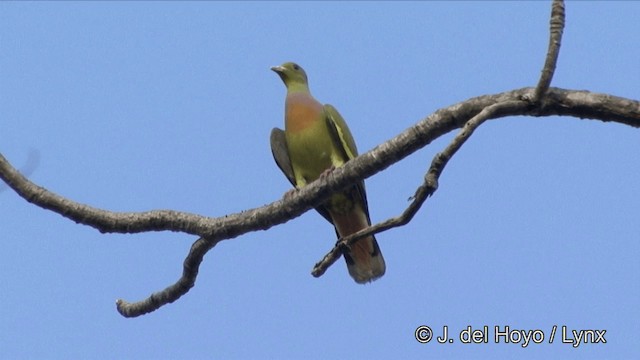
[270,65,285,74]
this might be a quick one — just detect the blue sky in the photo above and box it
[1,2,638,359]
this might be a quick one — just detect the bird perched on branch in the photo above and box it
[270,62,385,283]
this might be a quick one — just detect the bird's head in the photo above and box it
[271,62,309,91]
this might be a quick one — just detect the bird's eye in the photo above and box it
[293,64,300,71]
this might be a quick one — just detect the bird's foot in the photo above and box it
[319,166,336,180]
[335,238,351,253]
[283,188,299,200]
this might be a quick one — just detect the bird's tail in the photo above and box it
[329,193,386,284]
[343,235,386,284]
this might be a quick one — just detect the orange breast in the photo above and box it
[285,93,324,134]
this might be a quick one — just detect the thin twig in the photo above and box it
[533,0,565,101]
[312,100,525,277]
[116,237,216,317]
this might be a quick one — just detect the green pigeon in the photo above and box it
[270,62,385,283]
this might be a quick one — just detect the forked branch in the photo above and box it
[534,0,565,101]
[2,0,639,317]
[313,0,568,278]
[312,100,525,277]
[2,87,638,317]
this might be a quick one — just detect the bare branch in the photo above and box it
[534,0,565,101]
[2,88,638,317]
[312,100,525,277]
[0,0,637,319]
[126,89,638,316]
[3,90,636,241]
[116,237,215,317]
[0,155,210,236]
[0,148,39,193]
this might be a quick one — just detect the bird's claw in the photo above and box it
[283,188,299,200]
[319,166,336,180]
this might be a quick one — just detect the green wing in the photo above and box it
[323,104,358,160]
[323,104,373,225]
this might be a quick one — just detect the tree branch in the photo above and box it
[0,157,209,236]
[3,89,640,312]
[534,0,565,101]
[116,236,214,317]
[3,90,636,243]
[0,148,39,193]
[2,89,639,317]
[2,0,638,318]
